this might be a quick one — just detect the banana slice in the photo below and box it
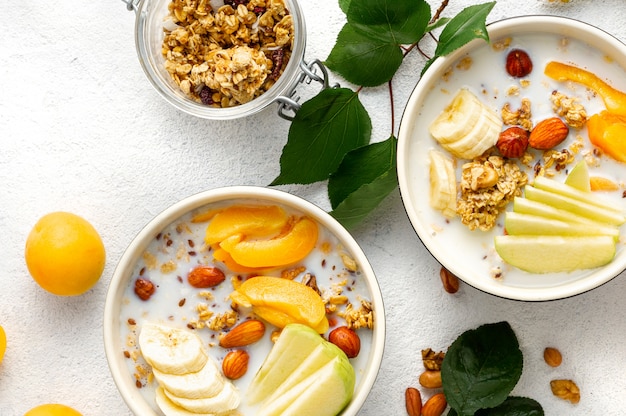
[155,386,237,416]
[163,381,241,414]
[139,322,208,375]
[153,356,225,400]
[429,150,457,218]
[443,105,502,159]
[429,88,483,144]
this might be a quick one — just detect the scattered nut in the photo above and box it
[529,117,569,150]
[222,350,249,380]
[543,347,562,367]
[134,278,155,301]
[439,266,460,294]
[405,387,422,416]
[419,370,443,389]
[328,326,361,358]
[422,348,445,371]
[496,126,530,158]
[421,392,447,416]
[188,265,226,288]
[550,379,580,404]
[219,319,266,348]
[506,49,533,78]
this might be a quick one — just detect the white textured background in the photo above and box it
[1,0,626,414]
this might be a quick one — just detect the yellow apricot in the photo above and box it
[0,325,5,365]
[219,217,318,268]
[205,205,289,245]
[545,61,626,116]
[212,247,268,273]
[230,275,328,333]
[24,404,83,416]
[587,111,626,162]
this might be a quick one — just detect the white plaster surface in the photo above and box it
[1,0,625,414]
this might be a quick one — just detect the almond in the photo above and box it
[439,266,460,294]
[405,387,422,416]
[187,265,226,288]
[422,393,447,416]
[219,319,265,348]
[328,326,361,358]
[543,347,562,367]
[222,349,249,380]
[419,370,443,389]
[528,117,569,150]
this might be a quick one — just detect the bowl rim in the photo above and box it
[397,15,626,302]
[103,185,386,415]
[132,0,308,120]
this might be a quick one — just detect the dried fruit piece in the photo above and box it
[405,387,422,416]
[421,392,447,416]
[506,49,533,77]
[496,126,529,158]
[529,117,569,149]
[188,265,226,288]
[219,319,266,348]
[439,266,460,294]
[328,326,361,358]
[586,111,626,162]
[590,176,620,191]
[419,370,443,389]
[550,379,580,404]
[543,347,562,367]
[134,278,156,301]
[222,350,249,380]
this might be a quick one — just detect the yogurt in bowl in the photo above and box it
[397,16,626,301]
[103,186,385,415]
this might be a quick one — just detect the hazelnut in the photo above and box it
[496,126,529,158]
[506,49,533,78]
[328,326,361,358]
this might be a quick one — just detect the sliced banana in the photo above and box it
[443,106,502,159]
[155,386,238,416]
[429,150,457,218]
[163,381,241,414]
[429,88,483,144]
[139,322,208,375]
[152,356,225,400]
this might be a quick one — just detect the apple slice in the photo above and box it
[494,235,616,273]
[513,197,609,226]
[257,355,355,416]
[524,185,625,225]
[246,324,324,404]
[564,160,591,192]
[504,212,619,240]
[533,176,622,214]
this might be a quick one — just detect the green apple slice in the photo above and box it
[494,235,616,273]
[513,197,609,226]
[258,355,355,416]
[247,324,324,404]
[504,211,619,240]
[533,176,622,214]
[524,185,625,225]
[564,160,591,192]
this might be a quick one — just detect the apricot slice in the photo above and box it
[587,111,626,162]
[212,247,268,273]
[205,205,289,245]
[545,61,626,116]
[219,217,318,268]
[229,275,328,333]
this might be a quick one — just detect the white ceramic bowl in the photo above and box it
[131,0,307,119]
[104,186,385,415]
[397,16,626,301]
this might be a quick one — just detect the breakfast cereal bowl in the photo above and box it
[128,0,307,119]
[104,186,385,415]
[397,16,626,301]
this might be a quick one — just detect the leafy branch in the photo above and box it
[271,0,496,228]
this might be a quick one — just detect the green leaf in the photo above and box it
[325,23,403,87]
[338,0,350,14]
[442,321,523,416]
[329,137,398,229]
[346,0,431,44]
[475,396,544,416]
[425,17,451,33]
[271,88,371,185]
[434,2,496,57]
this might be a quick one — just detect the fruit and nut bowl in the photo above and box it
[397,16,626,301]
[103,186,385,416]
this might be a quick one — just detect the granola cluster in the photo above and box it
[162,0,294,107]
[550,91,588,129]
[457,155,528,231]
